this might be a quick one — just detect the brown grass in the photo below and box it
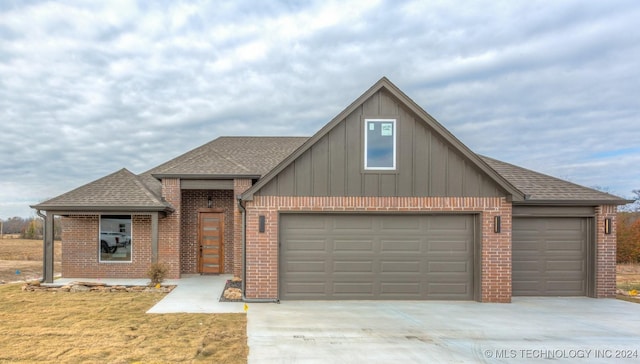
[0,284,247,363]
[0,238,61,282]
[617,263,640,304]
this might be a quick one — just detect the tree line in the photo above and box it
[0,216,62,240]
[616,189,640,263]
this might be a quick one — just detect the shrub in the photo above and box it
[146,262,169,286]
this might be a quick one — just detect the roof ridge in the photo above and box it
[130,171,167,206]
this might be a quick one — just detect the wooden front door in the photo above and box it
[198,212,224,274]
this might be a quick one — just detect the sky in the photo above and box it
[1,0,639,219]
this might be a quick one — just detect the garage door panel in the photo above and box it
[513,217,588,296]
[428,283,470,295]
[280,214,474,300]
[380,282,420,295]
[380,216,421,230]
[546,260,584,272]
[380,261,421,273]
[332,216,374,230]
[380,240,422,253]
[429,239,470,252]
[333,261,373,273]
[428,261,469,273]
[286,239,327,252]
[334,282,374,294]
[333,239,373,251]
[285,261,326,273]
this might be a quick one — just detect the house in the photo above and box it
[32,77,628,303]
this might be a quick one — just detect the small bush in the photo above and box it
[146,262,169,286]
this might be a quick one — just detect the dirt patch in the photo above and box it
[0,239,62,283]
[0,283,248,363]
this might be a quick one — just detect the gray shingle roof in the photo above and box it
[32,168,172,212]
[480,156,628,204]
[148,136,308,178]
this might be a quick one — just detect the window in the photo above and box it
[99,215,132,262]
[364,119,396,170]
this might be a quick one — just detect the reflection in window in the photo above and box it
[365,119,396,170]
[100,216,132,262]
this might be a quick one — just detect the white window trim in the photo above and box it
[364,118,397,170]
[98,215,133,263]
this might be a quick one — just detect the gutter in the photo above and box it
[236,196,279,303]
[35,209,46,283]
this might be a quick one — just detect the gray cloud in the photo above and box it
[1,0,639,218]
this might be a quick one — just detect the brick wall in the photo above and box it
[181,189,235,274]
[61,215,152,278]
[234,179,253,277]
[595,205,617,298]
[243,196,512,302]
[159,178,181,279]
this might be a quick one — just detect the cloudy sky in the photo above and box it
[1,0,639,219]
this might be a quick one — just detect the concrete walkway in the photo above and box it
[52,274,245,313]
[148,274,245,313]
[248,298,640,363]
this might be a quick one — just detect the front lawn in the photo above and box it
[0,284,247,363]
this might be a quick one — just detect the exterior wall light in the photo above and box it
[604,217,612,235]
[494,216,501,233]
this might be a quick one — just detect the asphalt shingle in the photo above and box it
[33,168,171,212]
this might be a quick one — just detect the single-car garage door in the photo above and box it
[279,214,475,300]
[512,217,589,296]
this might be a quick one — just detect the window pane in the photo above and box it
[100,216,132,262]
[365,120,396,169]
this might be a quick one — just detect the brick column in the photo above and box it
[159,178,181,279]
[480,198,512,303]
[595,205,617,298]
[233,179,253,278]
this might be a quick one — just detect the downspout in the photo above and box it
[35,209,46,283]
[236,196,279,303]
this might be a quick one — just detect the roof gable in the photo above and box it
[32,168,172,212]
[243,77,524,200]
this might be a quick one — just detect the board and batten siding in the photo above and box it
[257,90,505,198]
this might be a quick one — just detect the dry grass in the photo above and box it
[617,263,640,304]
[617,263,640,290]
[0,238,61,282]
[0,284,247,363]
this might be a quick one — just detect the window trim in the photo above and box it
[364,118,397,170]
[98,215,133,263]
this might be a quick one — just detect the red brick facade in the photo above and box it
[159,178,181,278]
[58,186,619,303]
[180,189,234,274]
[61,214,152,278]
[595,205,617,298]
[243,196,513,302]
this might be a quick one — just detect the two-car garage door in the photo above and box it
[279,214,475,300]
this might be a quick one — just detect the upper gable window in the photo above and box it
[364,119,396,170]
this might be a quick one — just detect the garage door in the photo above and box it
[512,217,589,296]
[279,214,475,300]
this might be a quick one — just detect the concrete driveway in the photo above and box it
[248,298,640,363]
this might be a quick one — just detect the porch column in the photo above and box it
[43,212,55,283]
[151,212,159,263]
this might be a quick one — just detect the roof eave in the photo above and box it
[514,199,632,206]
[30,205,175,214]
[152,173,261,180]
